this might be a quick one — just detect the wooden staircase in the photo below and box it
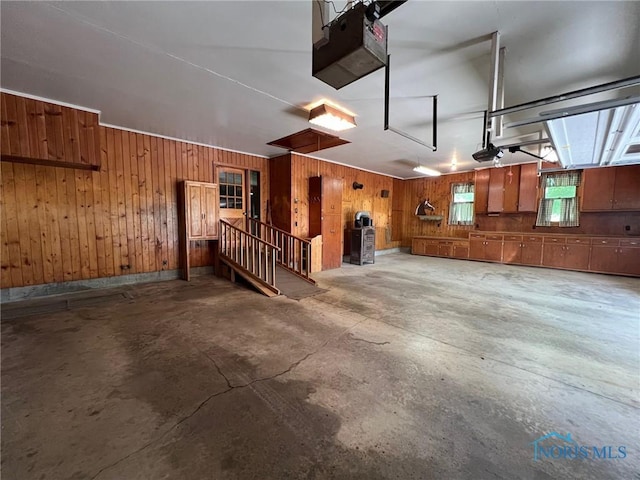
[218,219,317,297]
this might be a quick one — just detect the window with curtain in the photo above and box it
[536,171,581,227]
[448,183,474,225]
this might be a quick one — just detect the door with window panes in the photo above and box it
[218,168,246,229]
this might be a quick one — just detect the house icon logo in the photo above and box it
[530,432,575,461]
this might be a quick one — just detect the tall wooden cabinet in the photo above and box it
[180,181,220,280]
[474,169,490,214]
[309,176,343,270]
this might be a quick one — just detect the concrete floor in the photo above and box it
[2,253,639,480]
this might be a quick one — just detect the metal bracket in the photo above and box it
[384,54,437,151]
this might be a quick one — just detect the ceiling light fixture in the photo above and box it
[308,102,357,131]
[413,165,442,177]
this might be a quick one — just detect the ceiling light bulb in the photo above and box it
[413,165,442,176]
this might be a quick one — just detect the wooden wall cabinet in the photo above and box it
[310,176,343,270]
[474,170,490,215]
[487,166,521,213]
[518,164,539,212]
[582,165,640,211]
[180,181,219,280]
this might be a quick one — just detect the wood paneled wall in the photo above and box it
[268,154,292,232]
[400,168,640,245]
[1,92,268,289]
[399,172,476,244]
[1,93,100,167]
[288,153,400,250]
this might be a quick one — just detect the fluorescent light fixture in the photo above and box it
[413,165,441,176]
[309,102,356,131]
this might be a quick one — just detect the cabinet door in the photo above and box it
[518,163,539,212]
[618,244,640,275]
[203,184,219,238]
[542,243,565,268]
[487,168,505,213]
[187,183,203,238]
[474,170,490,214]
[613,165,640,210]
[589,244,618,273]
[503,165,520,213]
[484,239,503,262]
[321,214,343,270]
[582,168,615,211]
[424,241,439,256]
[438,242,452,257]
[564,244,590,270]
[412,239,426,255]
[469,236,485,259]
[521,241,543,266]
[503,241,522,264]
[452,244,468,259]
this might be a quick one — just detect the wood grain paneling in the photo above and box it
[400,172,475,244]
[0,92,268,289]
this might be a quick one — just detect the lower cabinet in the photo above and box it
[412,237,469,260]
[590,238,640,275]
[413,233,639,277]
[469,234,503,262]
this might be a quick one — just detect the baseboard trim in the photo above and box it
[1,267,214,303]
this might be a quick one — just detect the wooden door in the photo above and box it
[581,168,615,211]
[618,241,640,275]
[502,235,522,264]
[542,237,566,268]
[484,237,503,262]
[613,165,640,210]
[452,243,469,259]
[412,239,426,255]
[589,244,618,273]
[322,213,343,270]
[187,183,204,238]
[521,236,543,266]
[474,170,490,214]
[438,242,452,257]
[218,167,246,228]
[503,165,520,213]
[469,235,485,259]
[487,168,505,213]
[203,184,219,238]
[518,163,539,212]
[309,176,322,237]
[564,241,590,270]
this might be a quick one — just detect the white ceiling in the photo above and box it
[2,1,639,178]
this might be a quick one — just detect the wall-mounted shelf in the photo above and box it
[417,215,443,222]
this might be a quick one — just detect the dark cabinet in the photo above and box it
[582,165,640,211]
[502,235,523,264]
[412,237,469,259]
[350,227,375,265]
[520,235,543,266]
[590,238,640,275]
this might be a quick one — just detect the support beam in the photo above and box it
[495,46,506,138]
[487,32,501,135]
[312,0,330,48]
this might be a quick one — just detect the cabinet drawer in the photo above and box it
[592,238,620,246]
[620,239,640,247]
[486,234,503,241]
[524,236,543,243]
[504,235,523,242]
[567,237,591,245]
[469,233,485,240]
[544,236,566,244]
